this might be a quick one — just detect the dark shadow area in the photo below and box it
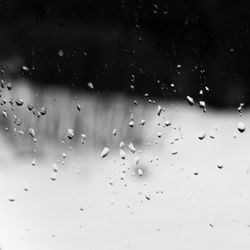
[0,0,249,107]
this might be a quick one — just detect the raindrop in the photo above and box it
[50,173,57,181]
[120,149,126,159]
[238,122,246,133]
[209,133,215,139]
[22,66,29,72]
[129,120,134,128]
[134,156,140,165]
[165,121,171,126]
[53,163,59,172]
[171,150,178,155]
[199,101,206,112]
[67,129,74,139]
[28,128,35,137]
[58,49,64,57]
[140,119,146,126]
[101,147,110,158]
[198,131,206,140]
[40,107,47,116]
[76,104,81,111]
[157,105,163,116]
[186,96,194,105]
[217,162,223,169]
[31,159,36,166]
[129,143,136,153]
[120,141,125,149]
[16,98,24,106]
[2,110,7,119]
[81,134,86,144]
[88,82,94,89]
[137,168,143,176]
[6,82,12,90]
[27,104,33,111]
[237,103,244,115]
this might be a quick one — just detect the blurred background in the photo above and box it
[0,0,249,107]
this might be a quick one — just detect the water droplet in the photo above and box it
[199,101,206,112]
[165,121,171,126]
[50,172,57,181]
[58,49,64,56]
[120,149,126,159]
[198,131,206,140]
[120,141,125,149]
[88,82,94,89]
[2,110,7,119]
[16,98,24,106]
[171,150,178,155]
[76,104,81,111]
[27,104,33,111]
[134,156,140,165]
[129,143,136,153]
[217,162,223,169]
[129,120,134,128]
[137,168,143,176]
[8,197,15,202]
[140,119,146,125]
[22,65,29,72]
[209,133,215,139]
[53,163,59,172]
[7,82,12,90]
[40,107,47,116]
[157,105,163,116]
[66,129,74,139]
[238,122,246,133]
[101,147,110,158]
[31,159,36,166]
[186,96,194,105]
[81,134,86,144]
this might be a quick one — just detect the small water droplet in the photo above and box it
[186,96,194,105]
[128,143,136,153]
[88,82,94,89]
[120,149,126,159]
[134,156,140,165]
[81,134,86,144]
[165,121,171,127]
[157,105,163,116]
[101,147,110,158]
[31,159,36,166]
[238,122,246,133]
[76,104,81,111]
[198,131,206,140]
[16,98,24,106]
[58,49,64,57]
[120,141,125,149]
[2,110,7,119]
[66,129,74,139]
[28,128,35,137]
[129,120,134,128]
